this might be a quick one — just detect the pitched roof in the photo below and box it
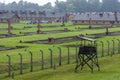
[72,12,120,21]
[0,12,19,20]
[9,11,66,19]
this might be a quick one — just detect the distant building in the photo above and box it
[0,11,20,23]
[14,10,66,22]
[43,12,66,22]
[72,12,120,25]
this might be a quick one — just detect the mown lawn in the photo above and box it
[0,21,120,80]
[2,54,120,80]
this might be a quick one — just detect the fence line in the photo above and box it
[2,39,120,78]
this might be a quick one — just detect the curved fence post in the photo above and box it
[75,44,78,63]
[29,51,33,72]
[48,48,53,68]
[100,41,104,57]
[107,40,110,56]
[40,50,44,70]
[67,47,70,64]
[112,40,115,55]
[6,54,11,77]
[117,39,120,53]
[12,72,14,79]
[18,53,23,74]
[57,47,62,66]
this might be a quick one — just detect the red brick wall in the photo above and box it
[73,20,120,25]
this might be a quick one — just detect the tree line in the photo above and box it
[0,0,120,12]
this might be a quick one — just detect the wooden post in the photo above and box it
[57,47,62,66]
[107,40,110,56]
[100,41,104,57]
[29,51,33,72]
[6,54,11,77]
[40,50,44,70]
[18,53,23,74]
[48,48,53,68]
[67,47,70,64]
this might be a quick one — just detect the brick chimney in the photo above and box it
[114,12,118,22]
[99,13,103,17]
[37,18,41,34]
[7,20,12,36]
[89,18,92,29]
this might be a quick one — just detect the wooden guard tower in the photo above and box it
[75,37,100,73]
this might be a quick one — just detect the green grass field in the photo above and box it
[2,54,120,80]
[0,21,120,80]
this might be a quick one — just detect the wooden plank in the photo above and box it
[77,36,96,42]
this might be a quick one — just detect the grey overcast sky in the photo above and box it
[0,0,66,6]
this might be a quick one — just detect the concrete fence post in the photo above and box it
[48,48,53,68]
[75,45,78,63]
[18,53,23,74]
[12,72,14,79]
[100,41,104,57]
[107,40,110,56]
[67,47,70,64]
[57,47,62,66]
[29,51,33,72]
[112,40,115,55]
[6,54,11,77]
[40,50,44,70]
[117,39,120,53]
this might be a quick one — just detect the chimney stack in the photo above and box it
[99,13,103,17]
[114,12,118,22]
[89,18,92,29]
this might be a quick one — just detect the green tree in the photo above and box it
[54,0,67,12]
[42,2,53,12]
[66,0,88,13]
[87,0,101,12]
[101,0,120,12]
